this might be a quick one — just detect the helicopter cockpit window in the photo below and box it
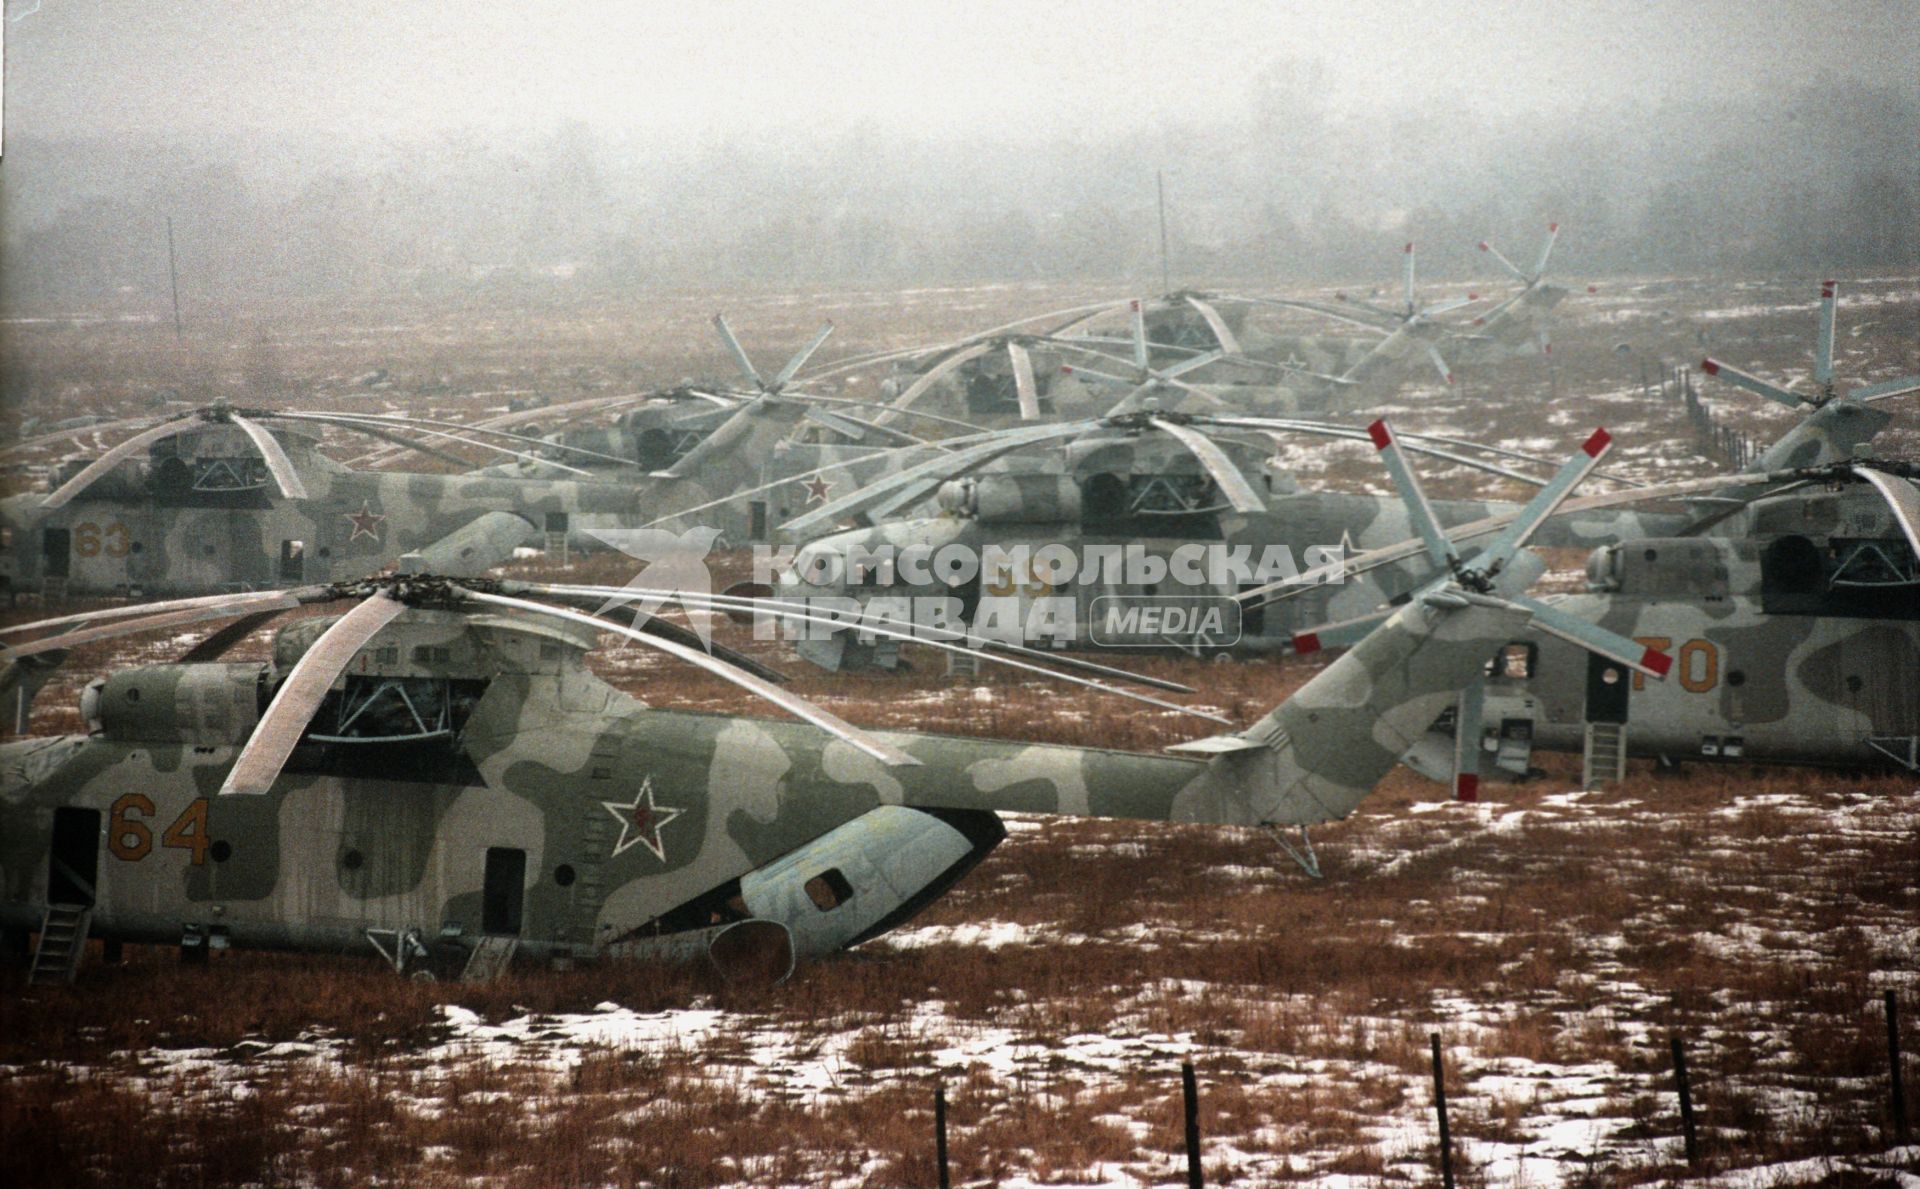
[303,676,490,744]
[1760,535,1919,619]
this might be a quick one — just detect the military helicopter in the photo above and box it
[0,423,1676,984]
[763,403,1719,671]
[1286,282,1920,783]
[0,401,684,599]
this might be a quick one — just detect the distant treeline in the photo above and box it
[1,67,1913,311]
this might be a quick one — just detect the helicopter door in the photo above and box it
[1584,652,1630,724]
[749,501,768,542]
[279,539,305,582]
[42,528,71,578]
[481,847,526,936]
[47,807,100,907]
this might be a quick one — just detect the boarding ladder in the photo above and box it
[462,935,520,984]
[544,531,569,563]
[1582,722,1628,788]
[40,576,69,602]
[27,904,90,987]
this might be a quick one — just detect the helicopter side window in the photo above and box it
[303,675,489,743]
[1488,642,1537,680]
[1761,534,1919,619]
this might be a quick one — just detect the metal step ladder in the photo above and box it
[945,649,981,678]
[462,934,519,983]
[41,576,69,602]
[544,531,569,563]
[1582,722,1628,788]
[27,904,90,987]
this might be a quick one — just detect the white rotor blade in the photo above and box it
[1158,349,1227,382]
[1368,419,1456,570]
[1452,681,1485,803]
[1478,238,1529,285]
[1701,358,1805,408]
[4,413,170,458]
[885,342,996,417]
[1147,417,1265,513]
[3,591,301,658]
[1476,428,1613,573]
[1184,296,1241,356]
[1814,280,1837,387]
[1849,467,1920,556]
[1424,343,1455,387]
[1850,375,1920,403]
[462,589,918,767]
[218,592,409,796]
[227,414,310,501]
[1531,223,1560,282]
[40,416,197,510]
[1006,340,1042,421]
[1130,300,1150,372]
[1511,595,1672,681]
[770,323,836,392]
[711,314,764,390]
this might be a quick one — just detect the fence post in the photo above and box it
[1182,1061,1202,1188]
[1431,1033,1454,1189]
[934,1083,950,1189]
[1890,991,1909,1142]
[1671,1035,1699,1167]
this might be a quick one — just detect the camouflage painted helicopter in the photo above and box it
[1297,282,1920,782]
[0,402,666,599]
[0,450,1672,984]
[762,404,1717,670]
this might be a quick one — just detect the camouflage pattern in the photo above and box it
[0,580,1530,974]
[775,429,1691,665]
[1406,480,1920,773]
[0,421,657,597]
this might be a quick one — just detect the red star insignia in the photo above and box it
[343,502,385,542]
[802,475,834,504]
[601,777,685,862]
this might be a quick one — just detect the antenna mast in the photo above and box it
[165,216,184,343]
[1156,171,1171,293]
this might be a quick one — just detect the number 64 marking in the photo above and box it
[108,794,210,865]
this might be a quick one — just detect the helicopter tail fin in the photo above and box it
[1169,596,1531,827]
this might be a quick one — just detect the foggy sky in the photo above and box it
[7,0,1916,151]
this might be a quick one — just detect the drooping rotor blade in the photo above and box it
[1158,349,1227,382]
[3,412,171,458]
[779,391,987,433]
[1478,238,1529,285]
[180,608,290,663]
[770,323,836,393]
[40,416,198,509]
[227,414,310,500]
[781,420,1097,536]
[1473,428,1613,576]
[1369,419,1456,570]
[1849,375,1920,403]
[1424,343,1455,387]
[1006,340,1042,421]
[280,413,597,476]
[1236,421,1555,488]
[711,314,764,390]
[1184,296,1242,357]
[1147,417,1265,513]
[884,342,996,418]
[1531,223,1560,283]
[463,588,918,766]
[1336,293,1403,321]
[0,589,292,637]
[1420,294,1479,319]
[1511,595,1672,680]
[318,410,646,469]
[2,591,303,659]
[294,416,473,470]
[1700,358,1805,408]
[218,591,409,796]
[1849,466,1920,556]
[1233,295,1398,334]
[533,582,1224,723]
[1452,681,1485,802]
[1058,361,1140,388]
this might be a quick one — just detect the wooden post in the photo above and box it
[1431,1033,1454,1189]
[1182,1061,1202,1188]
[1671,1035,1699,1167]
[1890,991,1909,1141]
[934,1083,950,1189]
